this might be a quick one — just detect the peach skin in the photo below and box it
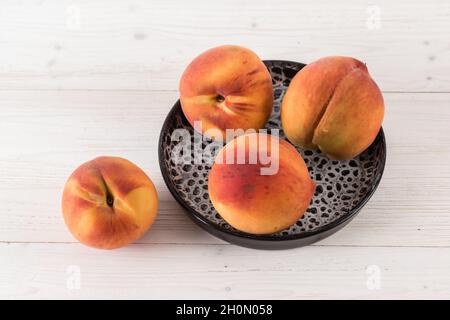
[62,156,158,249]
[208,133,315,235]
[179,45,273,141]
[281,56,384,160]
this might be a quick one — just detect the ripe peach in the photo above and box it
[208,133,315,235]
[179,45,273,141]
[62,156,158,249]
[281,56,384,160]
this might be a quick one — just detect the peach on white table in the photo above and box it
[0,0,449,299]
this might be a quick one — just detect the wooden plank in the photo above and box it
[1,242,450,299]
[0,90,449,247]
[0,0,449,92]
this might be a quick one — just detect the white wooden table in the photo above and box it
[1,0,450,299]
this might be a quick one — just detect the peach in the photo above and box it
[62,156,158,249]
[208,133,315,235]
[281,56,384,160]
[179,45,273,141]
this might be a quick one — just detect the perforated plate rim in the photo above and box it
[158,60,386,247]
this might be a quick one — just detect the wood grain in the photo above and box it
[1,91,449,247]
[2,242,450,299]
[1,0,450,299]
[0,0,449,91]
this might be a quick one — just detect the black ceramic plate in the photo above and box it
[158,60,386,250]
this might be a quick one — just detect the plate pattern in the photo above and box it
[159,60,386,243]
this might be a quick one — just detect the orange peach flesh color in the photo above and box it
[281,56,384,160]
[179,45,273,141]
[62,157,158,249]
[208,133,315,235]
